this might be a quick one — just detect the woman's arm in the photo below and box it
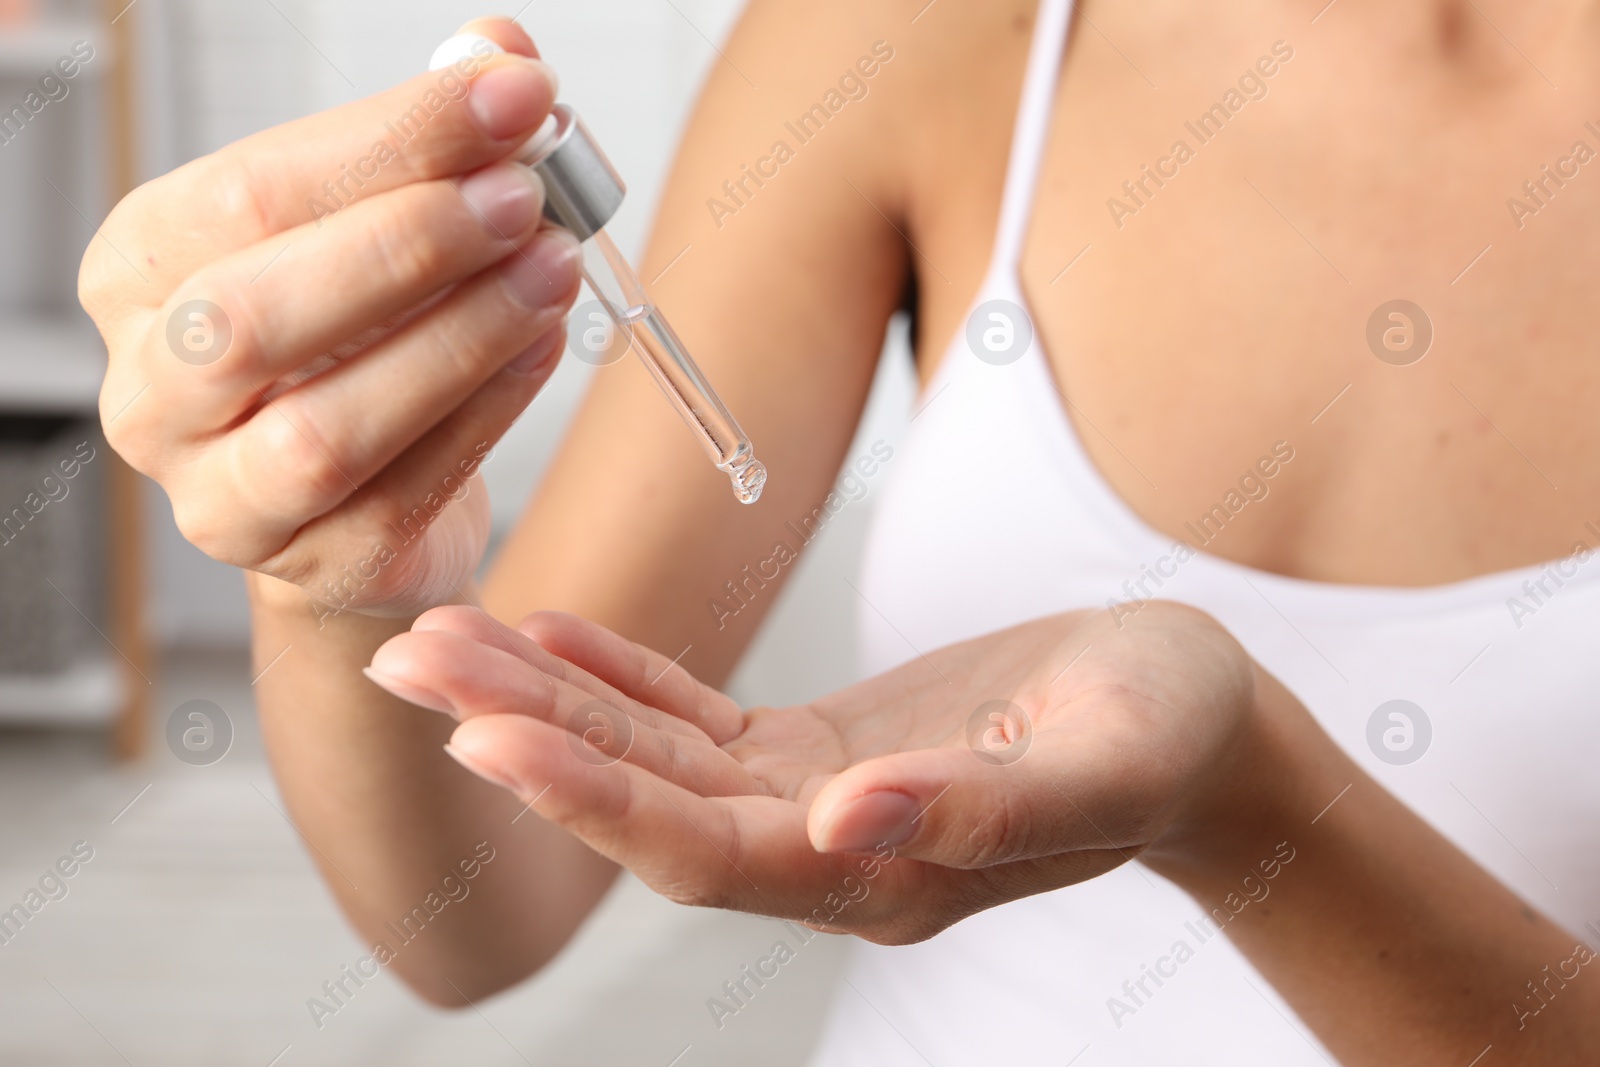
[357,0,921,997]
[247,577,621,1005]
[96,0,928,1004]
[370,600,1600,1059]
[480,0,917,678]
[1141,670,1600,1065]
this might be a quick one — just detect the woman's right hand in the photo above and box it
[81,17,581,618]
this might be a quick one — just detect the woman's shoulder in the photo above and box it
[729,0,1035,71]
[692,0,1033,238]
[712,0,1033,160]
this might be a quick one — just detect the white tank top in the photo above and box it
[806,1,1600,1062]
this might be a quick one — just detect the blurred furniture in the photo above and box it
[0,0,149,757]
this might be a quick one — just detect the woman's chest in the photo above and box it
[909,2,1600,585]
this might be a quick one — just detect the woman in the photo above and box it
[81,0,1600,1062]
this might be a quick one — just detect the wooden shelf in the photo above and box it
[0,315,107,413]
[0,1,150,757]
[0,21,105,76]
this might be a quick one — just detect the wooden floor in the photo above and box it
[0,648,846,1067]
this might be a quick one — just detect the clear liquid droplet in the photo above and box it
[728,458,766,504]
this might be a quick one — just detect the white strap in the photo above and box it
[990,0,1076,272]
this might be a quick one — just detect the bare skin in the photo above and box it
[370,601,1600,1065]
[80,0,1600,1061]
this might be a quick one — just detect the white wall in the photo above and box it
[137,0,917,705]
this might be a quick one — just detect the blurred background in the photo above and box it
[0,0,916,1062]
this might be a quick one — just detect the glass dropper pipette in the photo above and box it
[431,37,767,504]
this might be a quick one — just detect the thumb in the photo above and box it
[806,738,1155,870]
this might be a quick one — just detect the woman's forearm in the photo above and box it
[1142,671,1600,1065]
[246,574,618,1005]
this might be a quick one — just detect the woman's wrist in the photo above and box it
[244,569,316,615]
[1139,666,1347,899]
[245,568,481,629]
[244,569,425,674]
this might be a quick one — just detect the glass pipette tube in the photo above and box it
[428,36,766,504]
[575,228,767,504]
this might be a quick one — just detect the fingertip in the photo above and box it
[451,710,533,766]
[363,655,459,717]
[498,225,582,310]
[456,16,540,58]
[413,605,538,663]
[447,716,539,793]
[806,750,974,853]
[467,56,559,142]
[515,609,581,648]
[449,712,615,815]
[367,628,454,687]
[413,603,489,634]
[368,630,418,677]
[809,788,921,854]
[504,319,566,378]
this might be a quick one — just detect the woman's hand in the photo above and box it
[82,18,581,617]
[363,600,1261,943]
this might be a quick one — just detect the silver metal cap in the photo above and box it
[515,104,625,242]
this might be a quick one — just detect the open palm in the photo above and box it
[366,600,1255,943]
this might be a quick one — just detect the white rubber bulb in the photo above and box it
[428,33,502,72]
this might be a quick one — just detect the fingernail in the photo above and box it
[816,791,921,854]
[443,743,525,794]
[468,59,558,140]
[362,666,457,718]
[457,163,544,238]
[499,228,581,310]
[505,324,564,376]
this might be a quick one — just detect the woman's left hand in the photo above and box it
[364,600,1261,943]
